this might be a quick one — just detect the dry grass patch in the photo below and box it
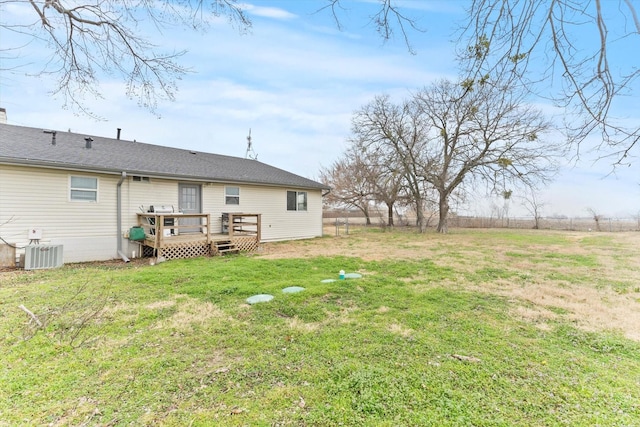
[260,228,640,341]
[286,317,321,332]
[511,305,557,331]
[502,284,640,341]
[146,300,176,310]
[388,322,414,338]
[152,296,231,332]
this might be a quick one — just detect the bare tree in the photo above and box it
[414,78,562,233]
[586,207,603,231]
[350,94,435,232]
[521,188,546,229]
[333,0,640,168]
[349,137,407,227]
[372,168,405,227]
[350,77,563,234]
[1,0,425,115]
[501,189,513,227]
[320,151,376,225]
[317,0,423,54]
[1,1,252,116]
[459,0,640,166]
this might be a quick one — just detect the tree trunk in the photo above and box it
[387,203,394,227]
[414,201,427,233]
[436,193,449,233]
[363,205,372,226]
[356,204,372,226]
[416,210,426,232]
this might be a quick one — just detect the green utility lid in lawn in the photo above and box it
[321,272,362,282]
[246,294,274,304]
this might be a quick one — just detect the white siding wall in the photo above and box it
[0,165,324,263]
[0,165,119,262]
[122,177,179,227]
[120,177,181,259]
[123,181,324,242]
[202,184,323,241]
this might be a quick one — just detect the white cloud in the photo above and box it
[357,0,465,14]
[240,3,298,20]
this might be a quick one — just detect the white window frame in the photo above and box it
[69,175,98,202]
[225,186,240,205]
[287,190,307,211]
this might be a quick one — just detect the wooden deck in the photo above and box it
[135,213,260,259]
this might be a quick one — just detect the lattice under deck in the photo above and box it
[233,236,259,252]
[142,236,258,260]
[158,243,210,260]
[142,245,155,258]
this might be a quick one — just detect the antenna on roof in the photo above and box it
[245,128,258,160]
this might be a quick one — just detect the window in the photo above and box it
[181,185,198,210]
[225,186,240,205]
[70,176,98,201]
[287,191,307,211]
[132,176,149,182]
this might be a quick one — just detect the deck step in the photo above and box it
[214,240,239,255]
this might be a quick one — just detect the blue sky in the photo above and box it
[1,0,638,218]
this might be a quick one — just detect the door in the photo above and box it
[178,183,202,233]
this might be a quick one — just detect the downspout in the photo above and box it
[117,172,130,262]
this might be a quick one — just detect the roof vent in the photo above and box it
[85,137,93,149]
[43,130,57,145]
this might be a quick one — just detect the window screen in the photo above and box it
[70,176,98,201]
[225,186,240,205]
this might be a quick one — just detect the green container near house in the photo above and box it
[129,226,146,241]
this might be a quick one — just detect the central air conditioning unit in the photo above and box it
[24,245,64,270]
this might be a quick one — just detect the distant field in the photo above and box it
[1,228,639,425]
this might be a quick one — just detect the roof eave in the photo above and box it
[0,158,330,190]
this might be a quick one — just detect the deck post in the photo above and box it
[157,214,164,258]
[206,214,211,247]
[256,214,261,243]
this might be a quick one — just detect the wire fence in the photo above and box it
[450,216,639,232]
[324,214,640,233]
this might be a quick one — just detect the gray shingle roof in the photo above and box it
[0,123,328,190]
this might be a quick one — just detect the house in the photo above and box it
[0,122,329,264]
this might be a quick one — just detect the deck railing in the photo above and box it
[137,213,211,241]
[135,213,260,259]
[222,213,261,242]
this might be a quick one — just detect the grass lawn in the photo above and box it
[1,228,639,426]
